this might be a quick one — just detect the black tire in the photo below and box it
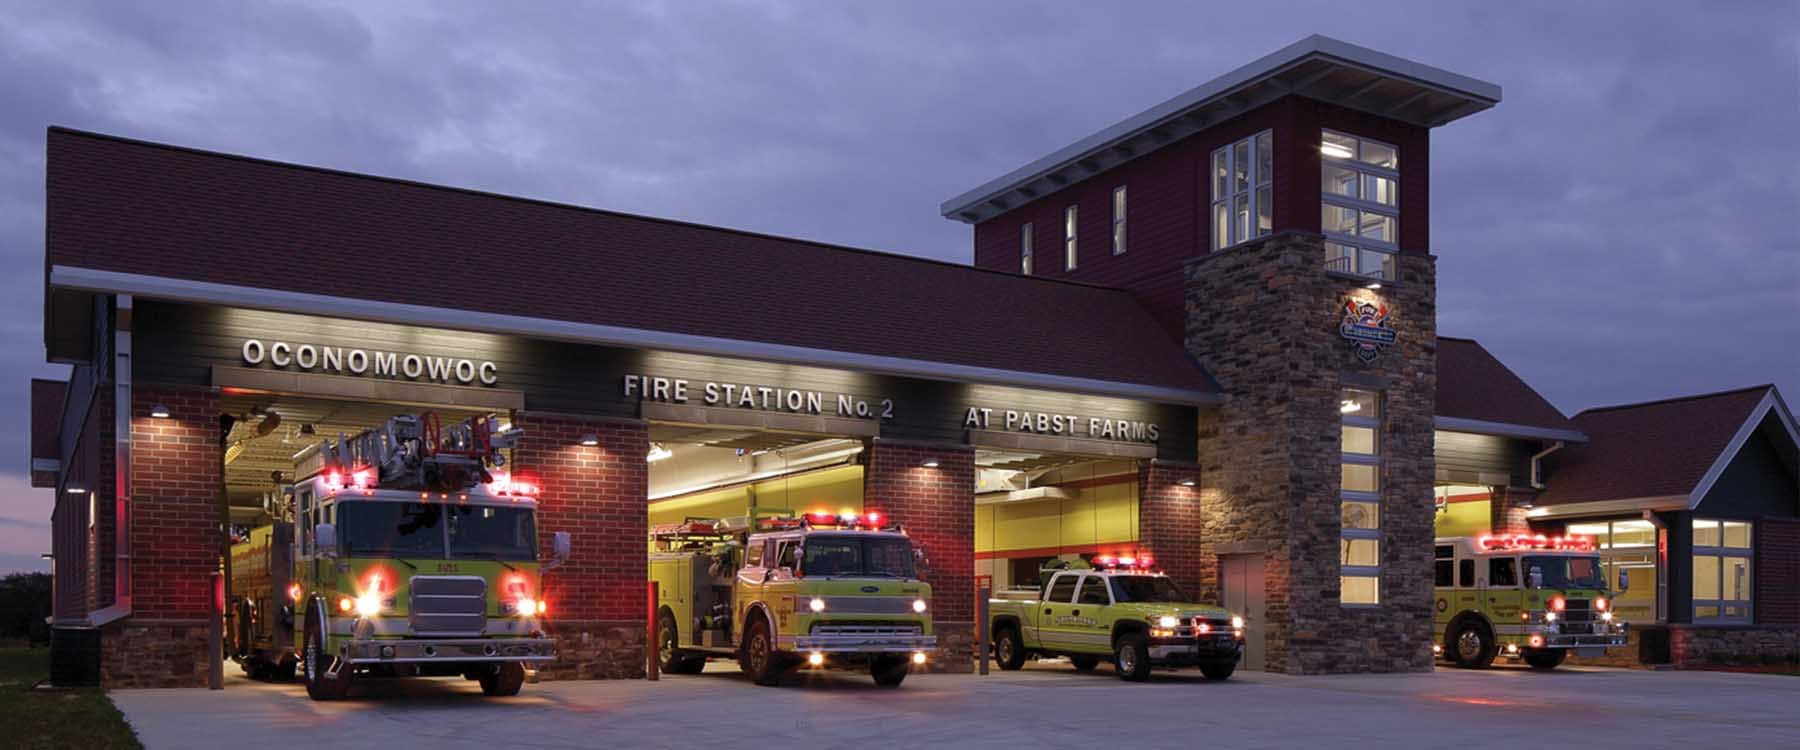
[270,658,296,682]
[1524,648,1566,670]
[1113,632,1152,682]
[1199,659,1236,680]
[1069,654,1101,672]
[871,655,909,687]
[657,611,706,675]
[479,662,526,696]
[302,611,352,701]
[1450,620,1497,669]
[992,626,1026,671]
[739,616,785,687]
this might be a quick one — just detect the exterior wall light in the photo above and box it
[578,434,599,447]
[1178,478,1197,487]
[920,459,940,468]
[149,404,172,418]
[65,485,88,495]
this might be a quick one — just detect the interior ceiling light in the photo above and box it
[646,443,673,463]
[1321,141,1354,159]
[299,424,316,436]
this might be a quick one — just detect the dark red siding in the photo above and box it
[1757,518,1800,624]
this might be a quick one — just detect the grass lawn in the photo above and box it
[0,646,141,750]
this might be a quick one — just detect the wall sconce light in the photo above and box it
[1364,281,1382,290]
[149,404,172,419]
[65,485,89,495]
[920,459,940,468]
[1178,478,1197,487]
[578,434,600,447]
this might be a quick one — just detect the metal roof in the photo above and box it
[942,35,1502,224]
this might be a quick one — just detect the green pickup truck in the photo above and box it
[988,561,1243,681]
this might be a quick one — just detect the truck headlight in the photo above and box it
[355,592,383,618]
[808,597,826,613]
[1157,615,1179,628]
[1600,611,1614,623]
[1544,611,1557,622]
[912,599,928,613]
[1231,616,1245,630]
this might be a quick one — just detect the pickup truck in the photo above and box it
[989,566,1243,681]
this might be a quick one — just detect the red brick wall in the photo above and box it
[128,388,220,619]
[1756,518,1800,624]
[1138,460,1203,597]
[863,441,975,671]
[512,415,648,623]
[1492,487,1537,535]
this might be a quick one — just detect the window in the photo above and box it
[1567,519,1658,623]
[1112,186,1128,255]
[1692,518,1752,622]
[776,540,799,570]
[1458,559,1475,588]
[1320,130,1399,280]
[1489,557,1518,587]
[1340,388,1382,604]
[447,505,538,561]
[1064,205,1079,270]
[1020,222,1034,275]
[1210,130,1273,250]
[1078,578,1111,605]
[1434,545,1455,587]
[744,540,764,567]
[1047,574,1079,603]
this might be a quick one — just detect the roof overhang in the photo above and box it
[1435,416,1588,444]
[1684,388,1799,511]
[50,265,1222,407]
[942,34,1502,224]
[1526,495,1689,521]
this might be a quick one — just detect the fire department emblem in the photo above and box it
[1339,300,1397,363]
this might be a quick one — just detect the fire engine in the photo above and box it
[227,413,568,700]
[648,511,936,687]
[1433,533,1629,669]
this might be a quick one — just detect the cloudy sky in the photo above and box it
[0,1,1795,572]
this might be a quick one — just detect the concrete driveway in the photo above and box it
[111,662,1800,749]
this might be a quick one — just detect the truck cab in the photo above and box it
[988,557,1243,681]
[1434,533,1629,669]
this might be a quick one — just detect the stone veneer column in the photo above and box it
[862,440,976,673]
[1137,461,1205,597]
[512,414,648,680]
[1491,487,1537,534]
[1185,231,1437,674]
[102,387,220,688]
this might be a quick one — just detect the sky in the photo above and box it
[0,1,1795,573]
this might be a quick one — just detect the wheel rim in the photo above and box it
[750,632,768,672]
[305,641,316,681]
[1117,644,1137,673]
[1456,629,1482,660]
[659,626,675,665]
[997,635,1013,663]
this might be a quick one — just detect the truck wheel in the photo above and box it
[1113,632,1152,682]
[1450,621,1497,669]
[479,662,526,696]
[992,626,1026,671]
[302,618,352,701]
[870,655,909,687]
[658,612,705,675]
[1523,649,1566,670]
[1069,655,1101,672]
[739,617,785,687]
[271,658,297,682]
[1199,659,1236,681]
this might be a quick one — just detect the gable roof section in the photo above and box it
[1435,337,1585,442]
[43,128,1218,404]
[1536,385,1799,511]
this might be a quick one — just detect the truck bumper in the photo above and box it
[1538,633,1629,649]
[786,634,938,654]
[1149,635,1242,665]
[340,638,557,665]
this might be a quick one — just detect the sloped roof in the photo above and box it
[43,128,1218,404]
[1537,385,1792,507]
[1435,337,1584,441]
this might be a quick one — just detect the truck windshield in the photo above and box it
[448,505,538,561]
[1523,555,1606,590]
[339,502,443,558]
[800,535,916,578]
[1108,575,1191,603]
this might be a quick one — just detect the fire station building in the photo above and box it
[29,35,1800,687]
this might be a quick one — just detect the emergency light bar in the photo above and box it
[1475,533,1595,552]
[1093,554,1156,570]
[755,511,903,532]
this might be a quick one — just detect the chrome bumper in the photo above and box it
[1541,633,1628,649]
[341,637,556,664]
[787,634,938,653]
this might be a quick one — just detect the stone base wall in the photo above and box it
[927,622,976,674]
[537,620,647,680]
[100,618,210,689]
[1565,626,1650,668]
[1669,625,1800,669]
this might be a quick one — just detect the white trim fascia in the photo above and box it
[1686,390,1797,510]
[1434,416,1588,444]
[31,458,60,473]
[50,266,1222,406]
[1526,495,1689,520]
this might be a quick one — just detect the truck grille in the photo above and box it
[810,624,923,637]
[811,596,918,615]
[1561,598,1595,634]
[410,576,486,635]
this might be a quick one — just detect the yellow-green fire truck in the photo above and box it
[649,512,936,687]
[1434,534,1629,669]
[228,413,567,700]
[988,556,1244,681]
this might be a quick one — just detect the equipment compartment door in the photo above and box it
[1220,554,1265,670]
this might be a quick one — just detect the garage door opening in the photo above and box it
[974,450,1142,593]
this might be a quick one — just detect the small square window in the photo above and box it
[1341,575,1379,605]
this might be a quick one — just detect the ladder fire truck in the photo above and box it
[649,512,936,687]
[228,412,568,700]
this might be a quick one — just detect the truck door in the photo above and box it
[1073,574,1114,654]
[1038,573,1081,651]
[1486,556,1524,624]
[1453,557,1480,618]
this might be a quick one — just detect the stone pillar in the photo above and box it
[1185,231,1437,674]
[1491,486,1536,534]
[102,387,220,688]
[1137,460,1204,598]
[863,440,975,673]
[513,414,648,680]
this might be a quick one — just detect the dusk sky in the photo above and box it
[0,1,1795,573]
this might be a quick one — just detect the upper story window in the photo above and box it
[1320,130,1400,280]
[1020,222,1034,275]
[1210,131,1273,251]
[1692,518,1752,623]
[1112,186,1127,255]
[1064,205,1079,270]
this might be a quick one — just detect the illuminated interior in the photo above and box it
[973,450,1142,592]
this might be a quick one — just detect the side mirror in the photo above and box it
[1528,566,1544,589]
[1618,569,1630,591]
[544,531,571,571]
[914,547,930,577]
[314,523,337,558]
